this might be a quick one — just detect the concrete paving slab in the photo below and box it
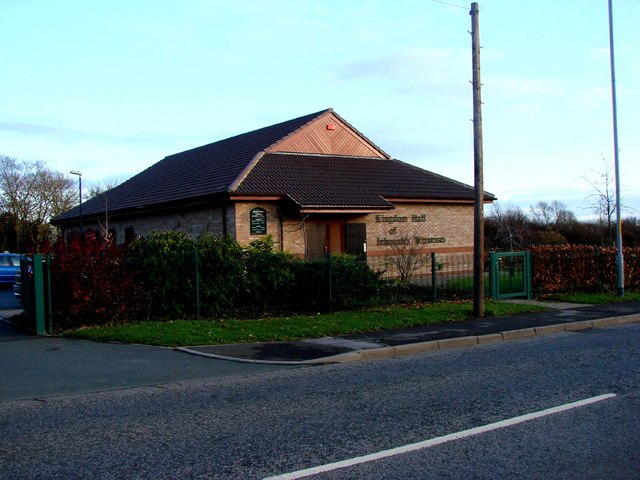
[438,336,478,350]
[504,299,593,309]
[358,346,396,361]
[501,328,536,341]
[477,333,504,344]
[394,341,439,357]
[564,320,594,331]
[534,324,567,336]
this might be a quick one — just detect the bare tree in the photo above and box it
[583,157,631,245]
[530,200,575,228]
[0,155,75,251]
[383,223,431,284]
[486,202,530,251]
[86,179,121,200]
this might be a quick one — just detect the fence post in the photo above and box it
[45,255,53,334]
[32,254,46,336]
[194,248,200,320]
[326,253,333,313]
[431,252,437,302]
[594,246,601,292]
[525,250,532,299]
[489,252,497,300]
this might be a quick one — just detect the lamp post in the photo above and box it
[607,0,624,297]
[70,170,83,236]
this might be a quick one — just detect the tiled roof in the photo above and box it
[53,109,331,222]
[53,109,494,224]
[235,153,491,208]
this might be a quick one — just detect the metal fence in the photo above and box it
[369,252,481,300]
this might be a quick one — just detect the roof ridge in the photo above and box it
[266,151,385,160]
[164,108,332,160]
[228,151,264,192]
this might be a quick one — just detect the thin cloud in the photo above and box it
[485,76,565,99]
[0,120,200,147]
[0,121,72,136]
[333,48,468,91]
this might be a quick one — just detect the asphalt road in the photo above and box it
[1,322,638,479]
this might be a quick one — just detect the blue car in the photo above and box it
[0,253,21,285]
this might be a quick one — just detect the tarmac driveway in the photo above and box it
[0,318,292,402]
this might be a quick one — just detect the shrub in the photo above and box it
[531,245,640,294]
[196,233,244,316]
[50,231,143,330]
[126,231,196,318]
[329,254,383,310]
[288,260,326,311]
[241,236,294,309]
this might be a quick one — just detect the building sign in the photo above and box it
[250,208,267,235]
[375,212,446,246]
[376,237,446,246]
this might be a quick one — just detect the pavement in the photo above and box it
[175,300,640,365]
[2,301,640,369]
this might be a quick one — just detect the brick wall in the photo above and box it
[70,201,475,283]
[364,203,474,278]
[75,205,233,243]
[234,202,283,248]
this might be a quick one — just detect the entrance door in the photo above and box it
[305,223,327,261]
[344,223,367,261]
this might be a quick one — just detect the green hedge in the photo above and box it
[50,231,386,327]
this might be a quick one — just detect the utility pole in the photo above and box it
[608,0,624,297]
[470,2,484,317]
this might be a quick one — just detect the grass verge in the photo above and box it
[65,300,547,347]
[543,290,640,304]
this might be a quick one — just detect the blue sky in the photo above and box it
[1,0,638,219]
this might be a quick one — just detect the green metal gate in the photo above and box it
[490,251,532,300]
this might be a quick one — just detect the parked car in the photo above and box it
[14,269,22,298]
[0,253,21,286]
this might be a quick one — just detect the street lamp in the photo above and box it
[70,170,83,236]
[607,0,624,297]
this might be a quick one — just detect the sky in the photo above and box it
[1,0,638,220]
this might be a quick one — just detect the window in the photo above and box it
[250,208,267,235]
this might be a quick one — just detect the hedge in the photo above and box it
[48,231,384,329]
[531,245,640,293]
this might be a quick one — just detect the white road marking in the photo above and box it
[263,393,616,480]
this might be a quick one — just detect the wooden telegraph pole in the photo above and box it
[470,2,484,317]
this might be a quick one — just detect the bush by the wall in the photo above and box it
[126,231,196,318]
[329,254,383,310]
[50,234,387,327]
[196,233,245,316]
[242,236,295,310]
[287,260,326,311]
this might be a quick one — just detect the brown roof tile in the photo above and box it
[235,152,490,208]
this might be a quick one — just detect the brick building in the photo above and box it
[52,109,494,276]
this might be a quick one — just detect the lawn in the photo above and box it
[65,300,547,347]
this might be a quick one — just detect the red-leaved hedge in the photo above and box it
[531,245,640,293]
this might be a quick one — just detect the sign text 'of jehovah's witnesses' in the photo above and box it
[375,213,446,246]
